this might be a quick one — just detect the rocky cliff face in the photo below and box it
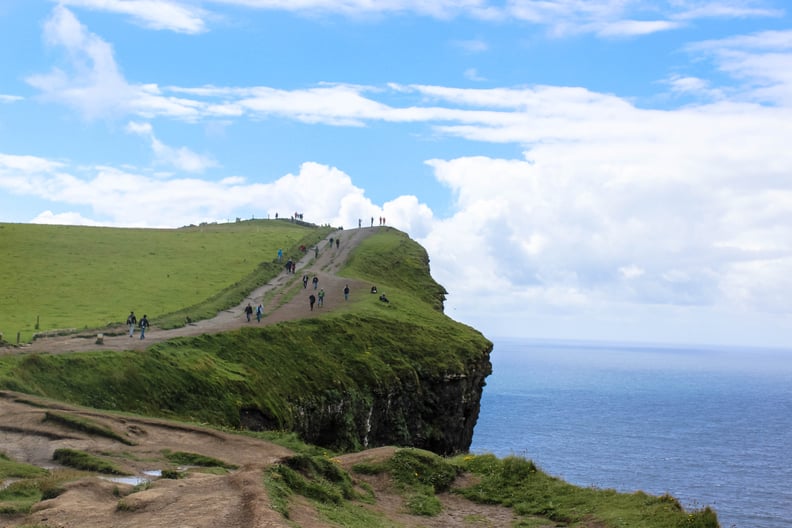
[242,342,493,456]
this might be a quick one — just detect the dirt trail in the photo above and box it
[1,226,379,355]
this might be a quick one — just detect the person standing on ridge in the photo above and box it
[127,311,137,338]
[139,315,149,339]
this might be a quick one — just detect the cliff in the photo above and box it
[0,226,493,455]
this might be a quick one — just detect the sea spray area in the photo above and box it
[471,338,792,528]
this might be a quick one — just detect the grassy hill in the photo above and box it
[0,219,329,343]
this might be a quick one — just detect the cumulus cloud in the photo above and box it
[0,152,432,231]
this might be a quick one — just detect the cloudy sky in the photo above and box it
[2,1,792,348]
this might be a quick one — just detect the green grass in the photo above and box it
[0,220,331,342]
[52,448,129,475]
[352,448,459,516]
[454,453,719,528]
[162,450,237,470]
[0,468,86,514]
[0,452,48,479]
[340,227,447,310]
[43,411,136,445]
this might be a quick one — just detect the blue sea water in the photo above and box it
[469,338,792,528]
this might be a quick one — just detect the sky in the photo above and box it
[2,1,792,348]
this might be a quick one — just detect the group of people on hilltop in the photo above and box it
[126,311,149,339]
[309,283,351,311]
[369,216,387,227]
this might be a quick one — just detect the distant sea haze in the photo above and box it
[470,338,792,528]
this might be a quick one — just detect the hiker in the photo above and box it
[336,238,339,248]
[139,315,149,339]
[127,311,137,338]
[314,246,319,258]
[312,276,319,289]
[302,274,309,288]
[245,303,253,322]
[379,294,389,303]
[256,303,263,323]
[309,294,316,311]
[318,288,325,307]
[329,237,334,248]
[344,284,350,301]
[359,218,362,228]
[371,216,374,227]
[277,248,283,262]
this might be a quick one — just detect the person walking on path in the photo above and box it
[335,238,339,248]
[309,294,316,311]
[244,303,253,322]
[344,284,350,301]
[318,288,325,307]
[312,276,319,289]
[302,274,309,288]
[314,246,319,258]
[139,315,149,339]
[127,311,137,337]
[256,303,263,323]
[277,248,283,262]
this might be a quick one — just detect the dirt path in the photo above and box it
[1,226,379,355]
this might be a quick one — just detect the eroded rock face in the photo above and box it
[277,343,493,455]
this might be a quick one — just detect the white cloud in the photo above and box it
[126,121,218,173]
[53,0,780,39]
[453,39,489,52]
[0,153,432,232]
[59,0,208,34]
[26,5,136,119]
[464,68,487,81]
[31,210,104,226]
[0,94,23,103]
[687,29,792,105]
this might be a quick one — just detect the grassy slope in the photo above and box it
[0,220,329,342]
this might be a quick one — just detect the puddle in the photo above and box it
[102,470,162,486]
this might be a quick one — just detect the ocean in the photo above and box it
[469,338,792,528]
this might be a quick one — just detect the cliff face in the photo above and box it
[288,342,493,455]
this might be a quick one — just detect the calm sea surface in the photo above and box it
[469,338,792,528]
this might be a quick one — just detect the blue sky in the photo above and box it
[2,1,792,348]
